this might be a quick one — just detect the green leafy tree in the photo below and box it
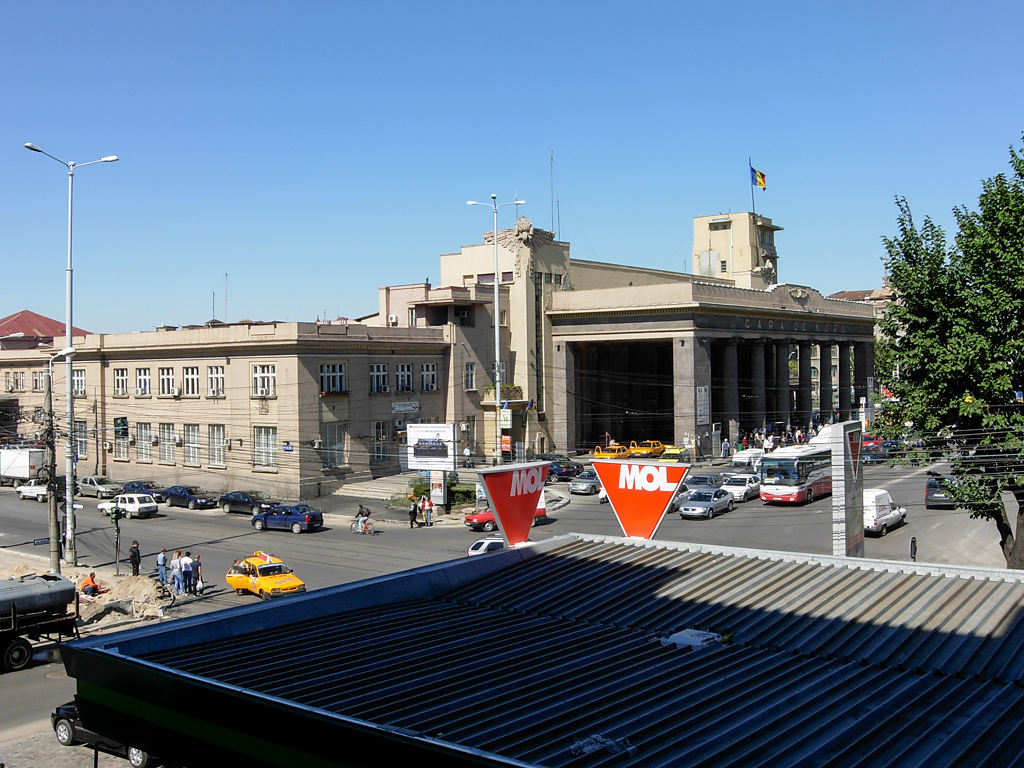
[878,137,1024,568]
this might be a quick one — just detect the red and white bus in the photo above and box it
[759,443,832,504]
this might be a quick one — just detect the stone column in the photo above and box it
[775,339,792,429]
[551,340,574,452]
[797,340,813,431]
[838,341,853,421]
[854,341,871,421]
[723,338,740,443]
[749,338,767,434]
[673,333,711,458]
[818,341,833,422]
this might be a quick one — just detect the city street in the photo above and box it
[0,459,1006,766]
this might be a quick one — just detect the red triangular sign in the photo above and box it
[848,429,861,478]
[591,460,689,539]
[477,462,550,546]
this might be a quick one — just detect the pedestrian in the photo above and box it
[129,539,141,577]
[463,445,473,468]
[180,551,194,594]
[421,495,434,527]
[408,497,419,528]
[170,550,183,595]
[156,547,167,585]
[721,439,730,459]
[193,555,204,593]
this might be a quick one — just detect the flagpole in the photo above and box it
[749,157,756,215]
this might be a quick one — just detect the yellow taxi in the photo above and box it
[659,446,691,463]
[593,444,631,459]
[629,440,666,457]
[226,551,307,600]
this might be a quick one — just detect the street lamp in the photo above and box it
[467,194,524,464]
[26,142,118,566]
[45,346,75,574]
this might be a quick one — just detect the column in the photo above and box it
[775,339,791,429]
[673,333,711,457]
[818,341,833,422]
[838,341,852,421]
[749,338,767,434]
[723,338,740,443]
[551,340,574,451]
[797,340,812,431]
[854,341,870,422]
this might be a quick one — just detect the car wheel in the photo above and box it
[728,500,735,512]
[127,747,151,768]
[54,718,76,746]
[806,489,814,504]
[2,637,32,672]
[880,524,888,537]
[188,500,196,510]
[482,521,496,532]
[291,523,302,534]
[18,493,25,500]
[222,503,232,513]
[591,487,598,495]
[259,590,270,601]
[251,505,259,515]
[125,510,133,519]
[706,508,714,519]
[254,519,265,531]
[37,494,46,503]
[165,498,174,507]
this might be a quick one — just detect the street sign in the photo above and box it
[33,538,49,546]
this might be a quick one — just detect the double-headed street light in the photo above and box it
[26,142,118,566]
[467,194,524,465]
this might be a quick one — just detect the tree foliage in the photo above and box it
[878,136,1024,567]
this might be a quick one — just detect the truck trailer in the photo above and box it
[1,572,78,672]
[0,447,46,486]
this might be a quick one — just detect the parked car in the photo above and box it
[862,434,888,464]
[251,504,323,534]
[548,462,582,481]
[629,440,666,457]
[52,699,158,767]
[723,473,761,502]
[685,472,723,489]
[863,488,907,536]
[121,480,165,503]
[467,535,506,556]
[536,453,578,466]
[15,477,49,502]
[225,551,306,599]
[659,447,691,463]
[97,494,159,519]
[219,490,278,515]
[593,444,630,459]
[162,485,218,510]
[668,483,692,512]
[568,469,602,495]
[464,506,547,532]
[925,475,956,509]
[77,475,120,498]
[678,488,734,519]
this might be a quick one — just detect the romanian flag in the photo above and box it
[750,166,766,189]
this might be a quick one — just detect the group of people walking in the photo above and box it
[408,494,435,528]
[155,546,204,596]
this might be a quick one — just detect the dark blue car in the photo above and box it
[121,480,165,503]
[218,490,278,514]
[547,462,582,481]
[162,485,218,510]
[252,504,324,534]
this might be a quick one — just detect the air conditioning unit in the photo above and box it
[456,309,470,319]
[209,388,221,397]
[151,437,160,446]
[172,435,182,446]
[4,385,13,393]
[394,419,404,429]
[312,439,323,449]
[459,422,469,432]
[256,387,268,397]
[129,435,136,445]
[387,314,398,325]
[134,387,145,397]
[102,441,112,451]
[222,438,231,447]
[171,387,181,397]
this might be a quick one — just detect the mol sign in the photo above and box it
[592,460,689,539]
[476,462,550,547]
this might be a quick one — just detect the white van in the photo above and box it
[728,449,764,476]
[863,488,907,536]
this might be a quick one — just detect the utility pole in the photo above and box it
[44,372,60,574]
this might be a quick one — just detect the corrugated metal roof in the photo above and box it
[65,535,1024,767]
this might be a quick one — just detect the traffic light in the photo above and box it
[109,507,124,524]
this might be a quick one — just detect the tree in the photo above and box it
[878,136,1024,568]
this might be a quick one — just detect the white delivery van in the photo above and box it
[728,449,764,476]
[863,488,907,536]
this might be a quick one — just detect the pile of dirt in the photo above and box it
[77,574,167,623]
[0,563,42,580]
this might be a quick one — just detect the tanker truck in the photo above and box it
[0,572,78,672]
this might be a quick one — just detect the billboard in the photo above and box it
[406,423,456,471]
[591,460,689,539]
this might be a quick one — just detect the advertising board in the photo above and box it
[406,423,456,471]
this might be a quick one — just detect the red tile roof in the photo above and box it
[0,310,89,339]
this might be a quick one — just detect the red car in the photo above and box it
[463,507,547,532]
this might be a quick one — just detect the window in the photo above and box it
[501,271,513,283]
[3,373,8,391]
[209,424,226,466]
[183,367,200,397]
[320,422,346,468]
[113,368,128,396]
[478,273,494,284]
[73,420,88,459]
[14,372,25,391]
[158,367,175,396]
[136,368,151,396]
[159,423,175,463]
[207,366,224,397]
[319,362,346,393]
[136,423,151,461]
[408,307,416,327]
[500,310,507,326]
[113,417,129,460]
[32,370,44,392]
[464,362,476,390]
[370,363,388,394]
[421,363,437,392]
[252,364,276,397]
[253,426,277,468]
[183,424,200,465]
[371,421,389,463]
[396,363,413,393]
[72,369,86,397]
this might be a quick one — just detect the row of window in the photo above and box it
[361,363,438,395]
[111,422,278,469]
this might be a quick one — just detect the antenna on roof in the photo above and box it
[550,150,555,232]
[224,273,229,323]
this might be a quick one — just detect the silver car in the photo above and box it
[723,473,761,502]
[569,470,602,495]
[678,488,734,519]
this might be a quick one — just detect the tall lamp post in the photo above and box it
[467,194,524,465]
[45,346,75,574]
[26,142,118,566]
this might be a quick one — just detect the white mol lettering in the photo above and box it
[618,464,677,492]
[509,467,544,496]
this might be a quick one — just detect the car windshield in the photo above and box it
[246,491,271,501]
[258,564,290,576]
[185,487,206,495]
[689,491,714,502]
[577,471,597,480]
[94,477,113,484]
[725,477,747,486]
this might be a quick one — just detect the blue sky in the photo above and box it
[3,1,1022,334]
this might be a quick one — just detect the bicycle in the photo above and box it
[350,519,379,535]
